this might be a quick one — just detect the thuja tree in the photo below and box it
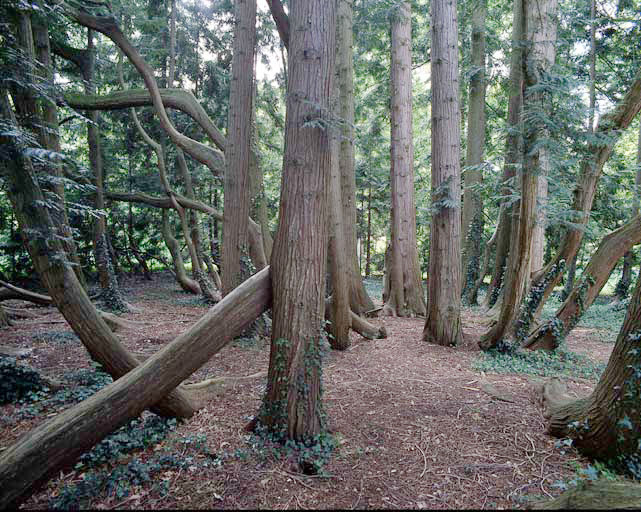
[423,0,462,346]
[382,1,425,318]
[258,0,335,442]
[541,272,641,477]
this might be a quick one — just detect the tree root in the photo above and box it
[351,311,387,339]
[530,479,641,509]
[183,370,267,391]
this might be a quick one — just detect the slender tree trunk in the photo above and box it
[382,1,425,318]
[484,0,525,309]
[462,0,487,305]
[560,253,577,301]
[327,75,351,351]
[480,0,558,349]
[222,0,256,294]
[423,0,462,345]
[540,272,641,465]
[259,0,335,443]
[84,30,129,311]
[338,0,375,314]
[365,185,372,277]
[524,215,641,350]
[0,305,9,328]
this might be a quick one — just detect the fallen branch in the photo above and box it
[183,370,267,391]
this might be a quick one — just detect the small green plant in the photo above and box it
[0,357,50,404]
[473,346,605,380]
[36,330,80,345]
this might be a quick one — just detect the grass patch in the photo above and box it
[473,347,606,381]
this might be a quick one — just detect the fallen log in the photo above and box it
[0,266,271,508]
[0,280,52,305]
[530,479,641,509]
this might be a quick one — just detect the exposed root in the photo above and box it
[184,370,267,391]
[351,311,387,339]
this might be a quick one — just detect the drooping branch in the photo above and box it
[63,88,226,153]
[63,7,223,176]
[266,0,290,49]
[106,191,221,219]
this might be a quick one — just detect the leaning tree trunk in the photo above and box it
[258,0,335,443]
[0,94,195,422]
[423,0,463,346]
[525,69,641,315]
[222,0,256,295]
[541,272,641,465]
[337,0,375,315]
[483,0,524,309]
[462,0,487,305]
[0,267,271,508]
[523,214,641,350]
[480,0,557,349]
[382,1,426,318]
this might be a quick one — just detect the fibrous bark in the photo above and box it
[461,0,487,305]
[259,0,335,442]
[222,0,256,295]
[337,0,375,315]
[523,215,641,350]
[382,1,426,318]
[423,0,462,346]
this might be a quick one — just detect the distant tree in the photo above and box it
[382,1,425,318]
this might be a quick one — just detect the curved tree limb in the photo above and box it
[266,0,290,49]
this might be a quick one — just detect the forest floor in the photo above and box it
[0,273,625,509]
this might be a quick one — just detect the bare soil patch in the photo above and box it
[0,274,608,509]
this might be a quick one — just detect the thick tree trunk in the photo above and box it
[222,0,256,295]
[423,0,462,345]
[259,0,335,442]
[0,98,196,422]
[480,0,557,349]
[483,0,524,309]
[524,215,641,350]
[337,0,375,315]
[540,272,641,464]
[382,2,425,318]
[462,0,487,305]
[530,173,547,274]
[0,268,271,508]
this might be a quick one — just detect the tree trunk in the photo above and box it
[530,172,547,274]
[0,95,196,422]
[222,0,256,295]
[83,30,129,311]
[259,0,335,443]
[382,1,426,318]
[161,210,201,294]
[423,0,463,345]
[365,185,372,277]
[327,68,351,351]
[337,0,375,315]
[0,305,9,328]
[483,0,525,309]
[523,215,641,350]
[480,0,558,349]
[0,268,271,508]
[560,253,577,302]
[540,272,641,465]
[468,220,498,305]
[462,0,487,305]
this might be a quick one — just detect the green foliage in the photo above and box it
[50,425,217,509]
[0,357,50,404]
[473,346,605,380]
[36,330,80,345]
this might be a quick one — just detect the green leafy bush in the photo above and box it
[0,357,50,404]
